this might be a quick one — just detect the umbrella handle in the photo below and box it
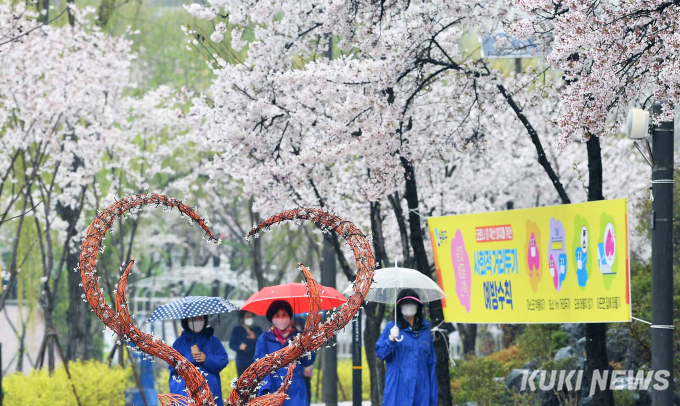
[394,298,403,342]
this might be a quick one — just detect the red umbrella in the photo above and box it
[241,282,347,315]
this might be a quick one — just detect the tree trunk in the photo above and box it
[501,325,522,349]
[366,201,388,406]
[248,198,266,290]
[400,157,452,406]
[16,318,27,372]
[584,135,614,405]
[97,0,114,28]
[387,192,411,267]
[321,238,338,406]
[211,279,220,297]
[364,302,385,405]
[67,0,75,26]
[0,198,28,313]
[458,323,477,355]
[370,201,389,270]
[45,312,56,373]
[224,284,234,299]
[61,200,92,362]
[37,0,49,23]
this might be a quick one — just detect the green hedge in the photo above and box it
[3,360,132,406]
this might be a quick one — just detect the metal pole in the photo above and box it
[352,308,362,406]
[321,239,338,406]
[651,103,675,405]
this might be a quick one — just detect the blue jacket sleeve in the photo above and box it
[202,336,229,375]
[229,326,244,352]
[428,333,438,406]
[253,334,273,394]
[375,322,397,361]
[299,350,316,367]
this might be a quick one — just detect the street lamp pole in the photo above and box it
[650,103,675,405]
[352,308,362,406]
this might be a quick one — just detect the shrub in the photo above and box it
[487,345,525,372]
[3,360,132,406]
[512,391,541,406]
[550,331,569,355]
[450,356,508,406]
[156,368,170,395]
[517,325,569,364]
[219,361,238,399]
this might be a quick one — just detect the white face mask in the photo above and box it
[272,317,290,331]
[190,319,205,333]
[401,304,418,317]
[244,318,254,327]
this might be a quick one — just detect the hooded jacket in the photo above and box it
[169,328,229,406]
[376,319,438,406]
[253,327,316,405]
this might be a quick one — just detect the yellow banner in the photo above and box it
[427,199,630,323]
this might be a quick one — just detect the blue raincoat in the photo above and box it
[254,328,316,405]
[229,325,263,369]
[169,329,229,406]
[376,319,438,406]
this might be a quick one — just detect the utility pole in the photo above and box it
[352,308,362,406]
[650,103,675,405]
[321,238,338,406]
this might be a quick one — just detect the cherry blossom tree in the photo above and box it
[511,0,679,145]
[181,0,652,404]
[0,2,140,368]
[504,2,679,403]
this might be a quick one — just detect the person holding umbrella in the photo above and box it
[146,296,236,406]
[376,289,438,406]
[168,315,229,405]
[253,300,316,404]
[229,310,262,377]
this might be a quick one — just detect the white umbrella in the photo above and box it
[343,266,446,303]
[343,267,446,341]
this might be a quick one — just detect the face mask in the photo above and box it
[190,319,205,333]
[244,318,254,327]
[401,304,418,317]
[272,317,290,331]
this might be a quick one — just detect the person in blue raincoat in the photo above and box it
[376,289,438,406]
[229,310,262,377]
[254,300,316,404]
[169,315,229,406]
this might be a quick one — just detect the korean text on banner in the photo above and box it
[427,199,630,324]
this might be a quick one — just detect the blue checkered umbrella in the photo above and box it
[146,296,238,323]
